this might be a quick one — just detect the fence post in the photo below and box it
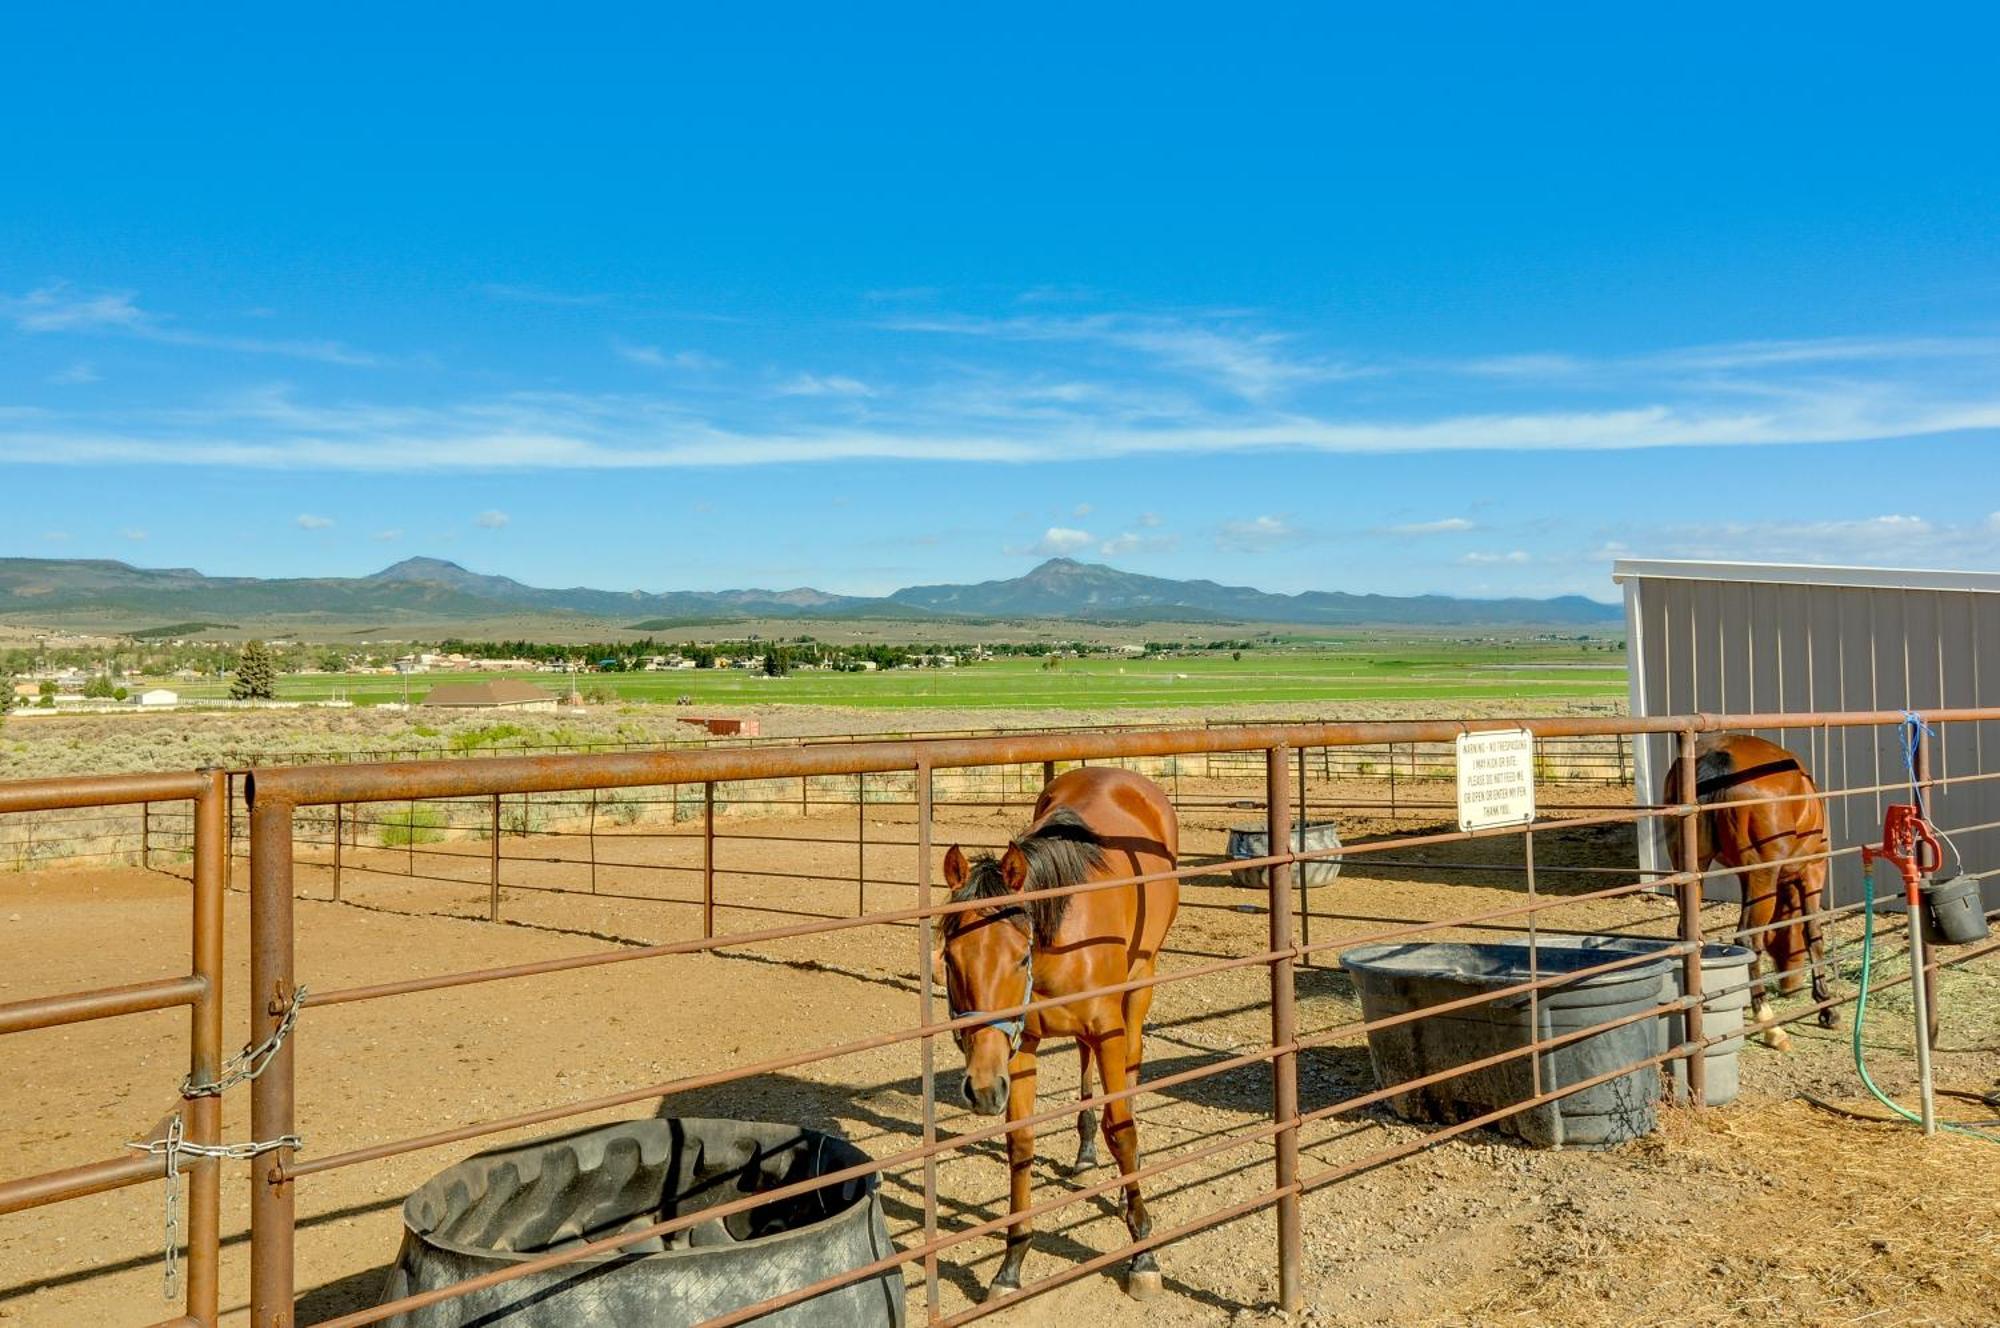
[1675,729,1708,1106]
[184,768,226,1327]
[915,759,942,1324]
[1915,726,1941,1049]
[703,782,716,940]
[489,793,502,923]
[856,773,867,917]
[1297,746,1313,968]
[1041,759,1055,791]
[331,803,342,903]
[248,796,298,1328]
[224,775,235,895]
[141,800,151,870]
[1387,744,1398,821]
[1265,744,1303,1311]
[588,788,598,896]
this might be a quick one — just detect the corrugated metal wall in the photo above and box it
[1624,571,2000,910]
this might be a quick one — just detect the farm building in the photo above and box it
[1615,558,2000,912]
[419,679,559,712]
[137,688,179,707]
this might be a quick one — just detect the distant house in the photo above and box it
[138,688,180,707]
[420,680,559,712]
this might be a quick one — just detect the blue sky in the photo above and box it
[4,5,1999,601]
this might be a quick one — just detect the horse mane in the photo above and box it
[948,806,1105,945]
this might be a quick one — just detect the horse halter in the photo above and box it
[947,909,1035,1055]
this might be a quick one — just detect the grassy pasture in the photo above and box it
[151,639,1626,711]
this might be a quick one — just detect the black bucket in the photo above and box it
[1921,875,1991,946]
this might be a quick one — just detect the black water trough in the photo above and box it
[381,1117,903,1328]
[1340,941,1672,1148]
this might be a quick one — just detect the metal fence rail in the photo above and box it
[228,706,2000,1327]
[3,709,1997,1328]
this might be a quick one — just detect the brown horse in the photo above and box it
[939,766,1180,1302]
[1661,732,1834,1048]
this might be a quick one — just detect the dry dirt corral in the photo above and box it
[3,783,1996,1328]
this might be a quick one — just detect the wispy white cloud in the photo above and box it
[1138,511,1164,528]
[479,282,612,307]
[615,341,723,371]
[1099,530,1179,557]
[372,528,403,542]
[1388,517,1476,535]
[2,283,383,367]
[1072,503,1093,518]
[882,311,1367,401]
[50,361,99,385]
[1462,549,1531,565]
[1007,526,1095,557]
[1016,284,1096,305]
[295,513,334,530]
[1644,336,2000,372]
[1217,514,1299,552]
[121,527,147,541]
[776,373,873,398]
[475,509,509,530]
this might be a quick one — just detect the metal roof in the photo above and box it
[420,679,557,707]
[1610,559,2000,595]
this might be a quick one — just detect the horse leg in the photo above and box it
[1740,867,1789,1051]
[1796,863,1837,1029]
[1092,1028,1161,1300]
[1070,1040,1099,1174]
[985,1039,1039,1301]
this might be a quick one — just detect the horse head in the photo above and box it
[940,842,1034,1116]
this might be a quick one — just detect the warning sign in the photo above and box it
[1456,729,1536,832]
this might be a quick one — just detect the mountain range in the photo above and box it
[0,555,1621,629]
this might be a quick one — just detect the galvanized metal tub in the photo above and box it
[380,1117,903,1328]
[1339,940,1671,1148]
[1574,936,1754,1107]
[1226,821,1343,888]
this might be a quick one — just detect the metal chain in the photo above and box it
[139,1114,185,1301]
[128,1131,305,1163]
[128,1117,303,1300]
[182,984,307,1099]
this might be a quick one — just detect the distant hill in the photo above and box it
[890,558,1620,627]
[0,555,1621,630]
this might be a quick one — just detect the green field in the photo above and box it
[153,641,1627,711]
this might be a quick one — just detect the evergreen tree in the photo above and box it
[231,640,277,701]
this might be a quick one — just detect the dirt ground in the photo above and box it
[3,779,1996,1328]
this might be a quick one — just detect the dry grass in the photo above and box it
[1438,1099,2000,1328]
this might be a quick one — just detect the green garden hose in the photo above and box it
[1852,862,1998,1143]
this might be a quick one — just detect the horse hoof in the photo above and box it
[1817,1008,1838,1030]
[1069,1150,1099,1175]
[1126,1267,1163,1301]
[1762,1026,1792,1052]
[983,1276,1020,1304]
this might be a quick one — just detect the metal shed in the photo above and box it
[1615,559,2000,911]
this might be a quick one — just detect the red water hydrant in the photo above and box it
[1861,803,1940,1134]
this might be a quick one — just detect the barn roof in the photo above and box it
[420,680,556,708]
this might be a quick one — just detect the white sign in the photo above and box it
[1456,729,1536,832]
